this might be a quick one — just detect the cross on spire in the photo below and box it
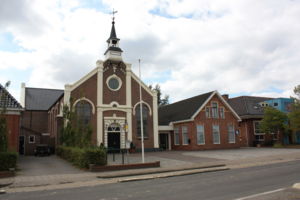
[111,9,118,22]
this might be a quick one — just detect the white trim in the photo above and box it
[228,124,236,144]
[97,62,104,146]
[126,63,132,142]
[212,124,221,144]
[106,74,122,91]
[131,72,155,96]
[133,101,152,116]
[196,124,205,145]
[253,120,265,135]
[174,127,180,145]
[191,91,215,120]
[182,126,189,145]
[153,91,159,148]
[158,125,173,131]
[73,97,96,114]
[171,119,193,125]
[70,67,99,92]
[191,91,242,122]
[20,82,25,107]
[64,84,71,106]
[28,135,35,144]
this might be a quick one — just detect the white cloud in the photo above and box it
[0,0,300,102]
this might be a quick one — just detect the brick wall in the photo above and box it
[4,114,20,152]
[171,94,242,150]
[71,74,98,145]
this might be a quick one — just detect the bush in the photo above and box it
[273,142,284,148]
[0,151,17,171]
[56,146,107,168]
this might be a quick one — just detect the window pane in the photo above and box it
[76,101,92,125]
[211,102,219,118]
[205,107,210,118]
[220,108,225,119]
[197,125,205,145]
[212,125,220,144]
[174,128,179,145]
[228,125,235,143]
[182,126,189,145]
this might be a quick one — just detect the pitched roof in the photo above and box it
[0,84,22,110]
[228,96,273,118]
[25,87,64,111]
[158,91,214,125]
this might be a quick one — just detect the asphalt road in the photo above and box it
[3,160,300,200]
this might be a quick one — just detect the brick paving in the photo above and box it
[2,147,300,193]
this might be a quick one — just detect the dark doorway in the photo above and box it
[19,136,25,155]
[159,133,169,150]
[108,132,120,151]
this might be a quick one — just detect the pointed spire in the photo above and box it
[106,20,119,43]
[104,9,123,61]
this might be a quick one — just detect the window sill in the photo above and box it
[197,143,205,145]
[137,137,149,140]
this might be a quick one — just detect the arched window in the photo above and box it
[135,104,149,138]
[75,101,92,125]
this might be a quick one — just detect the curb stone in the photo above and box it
[118,166,229,182]
[293,183,300,189]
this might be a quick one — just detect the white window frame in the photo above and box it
[272,132,278,140]
[182,126,189,145]
[205,107,210,118]
[212,125,220,144]
[29,135,35,144]
[197,125,205,145]
[174,127,180,145]
[211,101,219,118]
[255,135,265,141]
[253,121,265,135]
[228,124,235,143]
[220,107,225,119]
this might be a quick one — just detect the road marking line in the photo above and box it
[234,188,285,200]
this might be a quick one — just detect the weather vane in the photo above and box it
[111,9,118,22]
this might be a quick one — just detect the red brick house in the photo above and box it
[0,84,23,152]
[158,91,245,150]
[228,96,279,146]
[46,19,159,151]
[20,85,63,155]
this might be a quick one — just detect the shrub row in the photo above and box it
[56,146,107,169]
[0,151,18,171]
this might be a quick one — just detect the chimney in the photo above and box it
[222,94,229,101]
[20,82,26,107]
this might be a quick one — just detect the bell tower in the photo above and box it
[104,10,123,61]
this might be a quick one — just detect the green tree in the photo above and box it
[260,106,288,143]
[60,101,92,148]
[0,81,10,152]
[149,84,169,106]
[288,85,300,139]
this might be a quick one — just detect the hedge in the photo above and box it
[56,146,107,169]
[0,151,18,171]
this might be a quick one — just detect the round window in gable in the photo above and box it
[107,75,122,91]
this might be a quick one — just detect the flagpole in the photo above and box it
[138,59,145,163]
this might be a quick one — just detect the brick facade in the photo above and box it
[4,114,20,152]
[162,93,245,150]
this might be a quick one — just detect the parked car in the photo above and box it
[34,144,51,156]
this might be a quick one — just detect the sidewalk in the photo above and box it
[1,148,300,194]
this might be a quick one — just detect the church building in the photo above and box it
[47,18,159,151]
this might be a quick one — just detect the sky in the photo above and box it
[0,0,299,103]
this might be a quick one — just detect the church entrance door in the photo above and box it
[107,123,121,152]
